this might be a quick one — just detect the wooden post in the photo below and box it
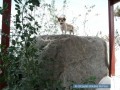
[108,0,115,76]
[0,0,11,89]
[1,0,11,51]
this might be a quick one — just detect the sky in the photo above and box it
[0,0,120,75]
[49,0,109,36]
[0,0,109,36]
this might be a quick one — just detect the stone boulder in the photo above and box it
[36,35,108,90]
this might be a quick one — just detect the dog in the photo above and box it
[57,17,74,35]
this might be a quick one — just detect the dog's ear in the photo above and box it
[63,17,66,21]
[58,17,61,21]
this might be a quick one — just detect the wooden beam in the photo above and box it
[108,0,115,76]
[0,0,11,89]
[1,0,11,51]
[112,0,120,4]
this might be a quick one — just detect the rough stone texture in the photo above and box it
[36,35,108,90]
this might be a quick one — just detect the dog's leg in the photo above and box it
[62,30,64,34]
[72,31,74,35]
[69,31,71,35]
[65,30,67,34]
[72,26,74,35]
[64,28,67,34]
[69,30,74,35]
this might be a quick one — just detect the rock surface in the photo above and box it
[36,35,108,90]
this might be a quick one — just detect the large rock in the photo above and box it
[36,35,108,90]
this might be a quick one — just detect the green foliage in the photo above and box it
[71,76,96,90]
[115,6,120,17]
[81,76,96,84]
[1,0,41,89]
[0,0,65,90]
[0,2,8,14]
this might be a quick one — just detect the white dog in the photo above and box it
[57,17,74,35]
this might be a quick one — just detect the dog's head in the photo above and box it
[57,17,66,25]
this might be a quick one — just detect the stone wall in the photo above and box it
[36,35,108,90]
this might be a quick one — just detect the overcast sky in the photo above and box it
[0,0,110,36]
